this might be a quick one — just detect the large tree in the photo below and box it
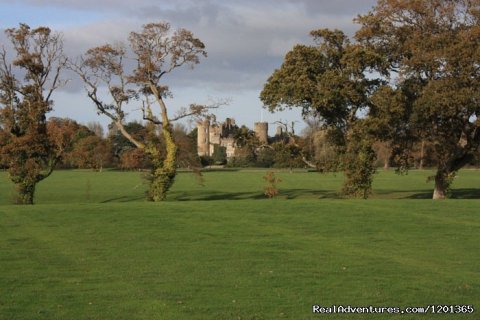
[261,29,380,198]
[357,0,480,199]
[72,22,217,201]
[0,24,66,204]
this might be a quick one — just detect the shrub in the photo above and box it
[263,171,282,198]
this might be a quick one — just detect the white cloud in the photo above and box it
[1,0,378,130]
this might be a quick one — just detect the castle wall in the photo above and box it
[209,125,221,145]
[220,137,236,158]
[198,119,270,158]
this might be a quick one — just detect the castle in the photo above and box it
[197,118,274,158]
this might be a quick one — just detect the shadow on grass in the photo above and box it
[282,189,341,200]
[98,188,480,203]
[200,168,241,172]
[170,188,341,201]
[380,188,480,199]
[101,195,145,203]
[403,191,434,199]
[450,188,480,199]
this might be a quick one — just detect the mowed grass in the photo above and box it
[0,169,479,319]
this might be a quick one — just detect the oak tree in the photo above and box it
[261,29,380,197]
[357,0,480,199]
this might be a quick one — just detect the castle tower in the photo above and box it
[197,119,210,156]
[254,122,268,144]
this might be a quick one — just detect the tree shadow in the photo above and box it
[450,188,480,199]
[173,191,264,201]
[395,188,480,199]
[99,188,480,202]
[100,195,145,203]
[170,188,342,201]
[200,168,241,172]
[282,188,342,200]
[403,190,434,199]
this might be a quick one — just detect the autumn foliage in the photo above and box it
[0,24,66,204]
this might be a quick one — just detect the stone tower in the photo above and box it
[254,122,268,144]
[197,119,210,156]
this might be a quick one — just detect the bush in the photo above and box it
[256,148,275,167]
[200,156,214,167]
[263,171,282,198]
[212,145,227,165]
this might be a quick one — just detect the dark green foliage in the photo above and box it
[199,155,214,167]
[233,125,259,148]
[356,0,480,199]
[226,151,256,168]
[108,121,148,159]
[341,125,377,198]
[271,142,304,169]
[228,125,259,167]
[261,28,380,197]
[255,147,275,167]
[212,144,227,165]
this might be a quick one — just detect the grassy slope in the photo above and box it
[0,169,479,319]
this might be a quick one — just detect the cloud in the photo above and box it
[1,0,377,130]
[7,0,375,92]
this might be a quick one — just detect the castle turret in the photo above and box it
[197,119,210,156]
[254,122,268,144]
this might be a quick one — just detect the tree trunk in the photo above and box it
[419,140,425,170]
[15,182,36,205]
[432,169,449,200]
[383,157,389,170]
[148,125,178,202]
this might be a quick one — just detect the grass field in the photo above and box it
[0,169,479,319]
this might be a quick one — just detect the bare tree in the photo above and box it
[72,22,221,201]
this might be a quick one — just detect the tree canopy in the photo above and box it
[0,24,66,204]
[262,0,479,199]
[261,29,381,197]
[358,0,480,199]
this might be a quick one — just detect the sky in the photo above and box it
[0,0,377,135]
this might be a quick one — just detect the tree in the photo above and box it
[86,121,104,138]
[357,0,480,199]
[72,22,219,201]
[0,24,66,204]
[271,141,305,170]
[108,121,149,160]
[307,129,342,172]
[261,29,380,197]
[212,144,227,165]
[0,126,8,169]
[172,123,202,169]
[46,117,83,168]
[71,135,112,171]
[119,148,149,170]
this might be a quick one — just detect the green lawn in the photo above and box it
[0,169,479,319]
